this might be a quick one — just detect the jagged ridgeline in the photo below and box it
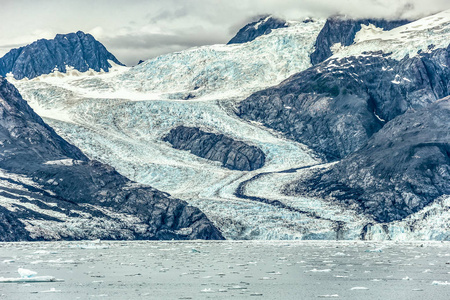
[0,77,223,241]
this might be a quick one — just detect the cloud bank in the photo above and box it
[0,0,449,65]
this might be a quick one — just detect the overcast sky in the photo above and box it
[1,0,449,66]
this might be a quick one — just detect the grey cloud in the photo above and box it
[149,7,189,23]
[1,0,449,65]
[102,31,225,65]
[105,32,224,50]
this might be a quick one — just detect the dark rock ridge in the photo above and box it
[227,15,287,44]
[0,31,124,80]
[163,126,265,171]
[0,77,223,241]
[310,18,411,65]
[238,45,450,160]
[285,98,450,223]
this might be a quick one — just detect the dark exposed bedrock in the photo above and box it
[227,15,288,45]
[310,18,411,65]
[163,126,266,171]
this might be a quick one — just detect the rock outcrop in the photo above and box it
[163,126,265,171]
[0,77,223,241]
[228,15,287,44]
[286,98,450,223]
[0,31,124,79]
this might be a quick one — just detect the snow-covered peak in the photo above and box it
[0,32,124,80]
[227,15,288,44]
[332,9,450,60]
[353,24,386,43]
[253,15,272,30]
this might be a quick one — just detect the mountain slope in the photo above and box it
[0,77,223,241]
[238,44,450,160]
[310,17,411,65]
[286,98,450,223]
[0,31,124,80]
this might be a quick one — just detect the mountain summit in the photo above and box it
[227,15,288,44]
[0,31,123,80]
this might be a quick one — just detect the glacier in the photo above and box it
[7,11,450,240]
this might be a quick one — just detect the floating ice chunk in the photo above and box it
[78,244,109,249]
[40,288,61,293]
[0,276,63,283]
[432,281,450,285]
[2,259,14,264]
[365,248,383,253]
[309,268,331,272]
[228,285,247,290]
[402,276,412,281]
[266,271,282,275]
[201,288,214,293]
[350,287,369,290]
[18,268,37,278]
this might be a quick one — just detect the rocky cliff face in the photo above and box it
[0,31,124,80]
[228,16,287,44]
[163,126,265,171]
[238,45,450,160]
[310,18,410,65]
[0,77,223,241]
[286,98,450,223]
